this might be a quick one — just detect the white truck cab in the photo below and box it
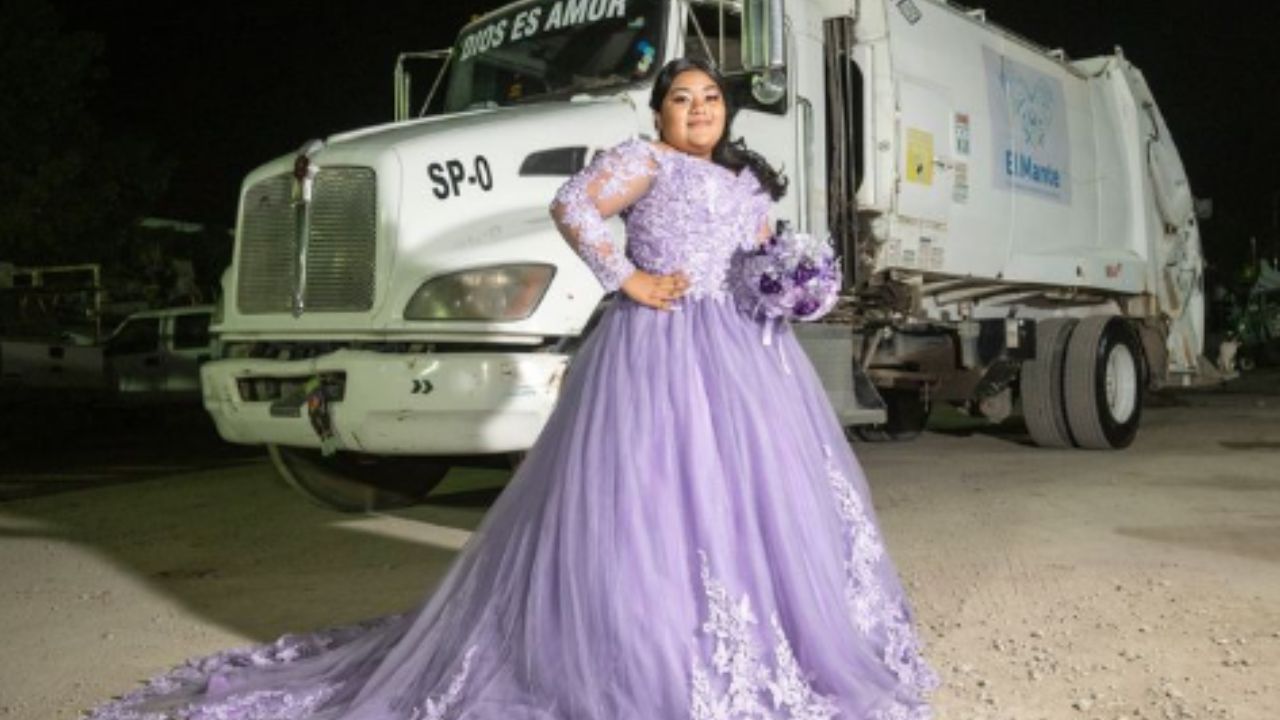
[202,0,1204,511]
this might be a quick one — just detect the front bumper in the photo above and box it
[201,349,570,455]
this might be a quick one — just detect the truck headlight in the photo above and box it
[404,264,556,321]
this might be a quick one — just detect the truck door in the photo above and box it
[165,311,212,394]
[896,81,954,227]
[104,316,163,394]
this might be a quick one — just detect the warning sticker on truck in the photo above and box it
[954,112,971,156]
[984,48,1071,203]
[905,128,934,186]
[953,161,970,204]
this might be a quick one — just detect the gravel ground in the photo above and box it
[0,373,1276,719]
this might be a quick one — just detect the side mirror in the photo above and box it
[741,0,786,104]
[394,49,453,121]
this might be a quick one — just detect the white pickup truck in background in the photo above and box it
[102,306,219,400]
[1,305,217,404]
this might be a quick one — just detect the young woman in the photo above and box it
[88,58,935,720]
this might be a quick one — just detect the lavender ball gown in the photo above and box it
[87,140,937,720]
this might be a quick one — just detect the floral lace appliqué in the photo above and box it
[822,446,938,718]
[550,139,654,292]
[85,617,399,720]
[184,687,339,720]
[690,552,840,720]
[551,138,773,300]
[626,150,770,304]
[822,445,889,635]
[411,645,479,720]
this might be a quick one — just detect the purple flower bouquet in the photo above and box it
[733,222,842,323]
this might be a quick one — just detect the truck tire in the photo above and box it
[1063,316,1144,449]
[1020,318,1077,448]
[267,445,451,512]
[852,387,930,442]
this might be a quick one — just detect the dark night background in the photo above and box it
[6,0,1280,286]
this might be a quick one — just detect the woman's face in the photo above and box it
[656,69,725,159]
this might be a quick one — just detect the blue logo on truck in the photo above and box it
[1007,75,1053,148]
[983,48,1071,203]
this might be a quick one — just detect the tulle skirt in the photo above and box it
[88,295,936,720]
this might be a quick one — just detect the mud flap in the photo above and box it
[792,323,887,426]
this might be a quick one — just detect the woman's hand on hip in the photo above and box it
[620,270,690,311]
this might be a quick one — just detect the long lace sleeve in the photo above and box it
[739,169,774,248]
[550,139,658,292]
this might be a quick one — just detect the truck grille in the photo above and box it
[237,175,296,314]
[236,168,377,315]
[306,169,377,311]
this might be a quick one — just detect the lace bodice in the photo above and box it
[551,139,773,297]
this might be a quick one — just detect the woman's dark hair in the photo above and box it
[648,57,787,200]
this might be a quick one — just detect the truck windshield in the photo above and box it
[444,0,664,112]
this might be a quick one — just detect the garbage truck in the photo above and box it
[201,0,1205,510]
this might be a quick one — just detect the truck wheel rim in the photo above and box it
[1105,344,1138,423]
